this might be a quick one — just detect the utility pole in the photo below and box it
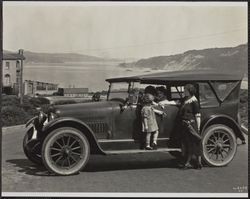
[18,49,24,105]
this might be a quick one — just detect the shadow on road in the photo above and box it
[6,156,182,175]
[84,156,181,172]
[6,159,52,176]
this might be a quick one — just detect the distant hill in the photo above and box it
[3,50,121,64]
[119,44,248,74]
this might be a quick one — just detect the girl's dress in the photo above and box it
[141,105,158,133]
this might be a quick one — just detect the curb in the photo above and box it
[2,124,25,130]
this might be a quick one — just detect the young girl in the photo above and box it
[141,93,165,150]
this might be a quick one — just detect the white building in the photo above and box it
[24,80,58,96]
[2,53,25,95]
[63,88,89,97]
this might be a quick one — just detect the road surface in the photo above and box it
[2,125,248,196]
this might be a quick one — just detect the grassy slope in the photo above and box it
[119,44,248,74]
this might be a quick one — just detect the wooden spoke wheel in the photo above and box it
[202,124,237,167]
[42,127,90,175]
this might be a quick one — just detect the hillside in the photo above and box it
[119,44,248,73]
[3,50,121,64]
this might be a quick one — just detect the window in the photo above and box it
[199,83,219,107]
[108,82,129,101]
[48,84,57,90]
[16,61,21,72]
[210,81,239,102]
[5,62,10,70]
[132,83,154,93]
[170,86,184,99]
[36,83,46,90]
[4,74,11,85]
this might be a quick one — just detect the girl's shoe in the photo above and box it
[151,143,158,150]
[145,146,153,150]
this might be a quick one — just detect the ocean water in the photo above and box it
[23,62,248,92]
[23,62,156,92]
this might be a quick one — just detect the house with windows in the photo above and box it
[2,52,25,95]
[24,80,58,96]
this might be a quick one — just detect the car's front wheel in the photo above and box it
[202,124,237,167]
[42,127,90,175]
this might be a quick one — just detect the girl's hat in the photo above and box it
[143,93,154,103]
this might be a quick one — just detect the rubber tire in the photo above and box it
[202,124,237,167]
[23,129,43,165]
[42,127,90,176]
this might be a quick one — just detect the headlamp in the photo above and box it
[48,112,57,121]
[38,111,47,124]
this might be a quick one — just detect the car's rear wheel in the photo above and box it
[202,124,237,167]
[42,127,90,175]
[23,127,43,165]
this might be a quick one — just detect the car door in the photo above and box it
[98,100,139,151]
[110,84,180,149]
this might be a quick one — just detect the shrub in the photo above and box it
[29,97,50,107]
[54,100,77,105]
[239,89,248,128]
[240,90,248,103]
[1,95,52,126]
[2,95,20,107]
[1,105,31,126]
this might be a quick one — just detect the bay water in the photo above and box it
[23,62,156,92]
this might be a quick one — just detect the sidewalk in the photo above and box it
[2,124,26,134]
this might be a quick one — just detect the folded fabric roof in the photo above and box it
[106,70,243,83]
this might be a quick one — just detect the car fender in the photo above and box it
[41,117,105,155]
[201,114,242,138]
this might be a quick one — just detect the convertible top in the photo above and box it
[106,70,243,84]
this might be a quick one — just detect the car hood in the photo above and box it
[53,100,118,120]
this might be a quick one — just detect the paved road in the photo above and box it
[2,125,248,195]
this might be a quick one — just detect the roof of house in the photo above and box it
[24,80,58,86]
[63,88,89,94]
[106,70,244,83]
[2,53,26,60]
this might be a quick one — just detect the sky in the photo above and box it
[3,2,248,59]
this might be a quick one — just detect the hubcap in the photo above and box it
[62,147,71,157]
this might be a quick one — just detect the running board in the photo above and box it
[105,148,181,155]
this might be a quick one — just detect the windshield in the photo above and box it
[108,82,130,102]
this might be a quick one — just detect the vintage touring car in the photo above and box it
[23,70,246,175]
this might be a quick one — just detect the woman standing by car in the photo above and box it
[158,84,202,169]
[179,84,202,169]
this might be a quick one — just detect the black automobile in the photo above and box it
[23,70,246,175]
